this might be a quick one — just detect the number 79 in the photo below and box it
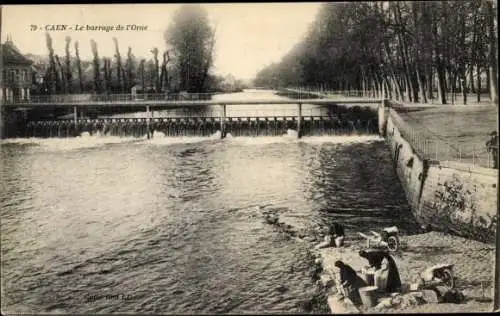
[30,25,38,31]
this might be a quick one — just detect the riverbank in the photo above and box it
[314,231,495,314]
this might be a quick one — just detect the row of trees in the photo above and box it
[38,4,220,95]
[254,1,498,105]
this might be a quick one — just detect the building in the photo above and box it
[1,35,33,102]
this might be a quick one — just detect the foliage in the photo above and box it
[34,5,223,95]
[164,4,216,93]
[433,175,477,224]
[432,174,495,242]
[254,1,498,106]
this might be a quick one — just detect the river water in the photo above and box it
[1,90,418,314]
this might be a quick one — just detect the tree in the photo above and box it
[160,50,171,92]
[139,59,145,91]
[64,36,72,93]
[54,55,65,93]
[164,4,215,92]
[125,47,136,92]
[102,58,112,94]
[90,39,102,93]
[253,1,497,106]
[74,41,83,93]
[113,37,124,93]
[151,47,160,92]
[45,32,60,94]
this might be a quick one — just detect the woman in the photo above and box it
[334,260,366,306]
[314,223,345,249]
[359,249,402,293]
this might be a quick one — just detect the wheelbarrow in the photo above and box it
[358,226,400,252]
[419,263,455,289]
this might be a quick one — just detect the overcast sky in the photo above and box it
[1,3,321,81]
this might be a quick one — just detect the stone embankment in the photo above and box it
[385,107,497,243]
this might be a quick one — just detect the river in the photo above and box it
[0,90,418,314]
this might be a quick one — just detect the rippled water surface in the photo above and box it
[1,92,418,314]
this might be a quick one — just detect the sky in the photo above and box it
[1,3,322,81]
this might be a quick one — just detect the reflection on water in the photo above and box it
[0,134,418,314]
[1,91,417,314]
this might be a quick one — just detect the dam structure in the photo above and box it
[0,90,386,139]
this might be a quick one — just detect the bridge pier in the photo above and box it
[220,104,226,139]
[146,105,151,139]
[378,99,388,137]
[73,106,78,136]
[297,103,302,139]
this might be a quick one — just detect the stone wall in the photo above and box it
[386,109,497,243]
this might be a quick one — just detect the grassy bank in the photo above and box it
[394,105,498,168]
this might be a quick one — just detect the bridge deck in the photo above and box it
[4,98,383,109]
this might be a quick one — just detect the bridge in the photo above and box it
[1,92,387,139]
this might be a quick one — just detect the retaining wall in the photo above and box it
[385,108,497,243]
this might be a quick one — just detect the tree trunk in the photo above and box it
[462,69,467,105]
[432,9,447,105]
[55,55,66,94]
[437,62,447,104]
[486,0,498,105]
[470,66,476,94]
[477,66,481,102]
[140,59,145,92]
[486,68,490,96]
[427,67,434,101]
[416,65,427,103]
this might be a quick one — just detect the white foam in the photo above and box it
[1,131,383,150]
[0,134,144,151]
[299,135,384,144]
[145,131,222,145]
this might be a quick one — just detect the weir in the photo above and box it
[23,115,380,138]
[1,96,385,139]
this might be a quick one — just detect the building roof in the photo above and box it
[1,37,33,66]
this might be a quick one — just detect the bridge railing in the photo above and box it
[2,93,216,105]
[287,87,366,98]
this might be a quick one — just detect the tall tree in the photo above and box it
[139,59,146,91]
[151,48,160,92]
[45,32,59,94]
[90,39,102,93]
[74,41,83,93]
[113,37,124,93]
[164,4,215,92]
[64,36,72,93]
[54,55,65,93]
[125,47,136,92]
[160,50,171,92]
